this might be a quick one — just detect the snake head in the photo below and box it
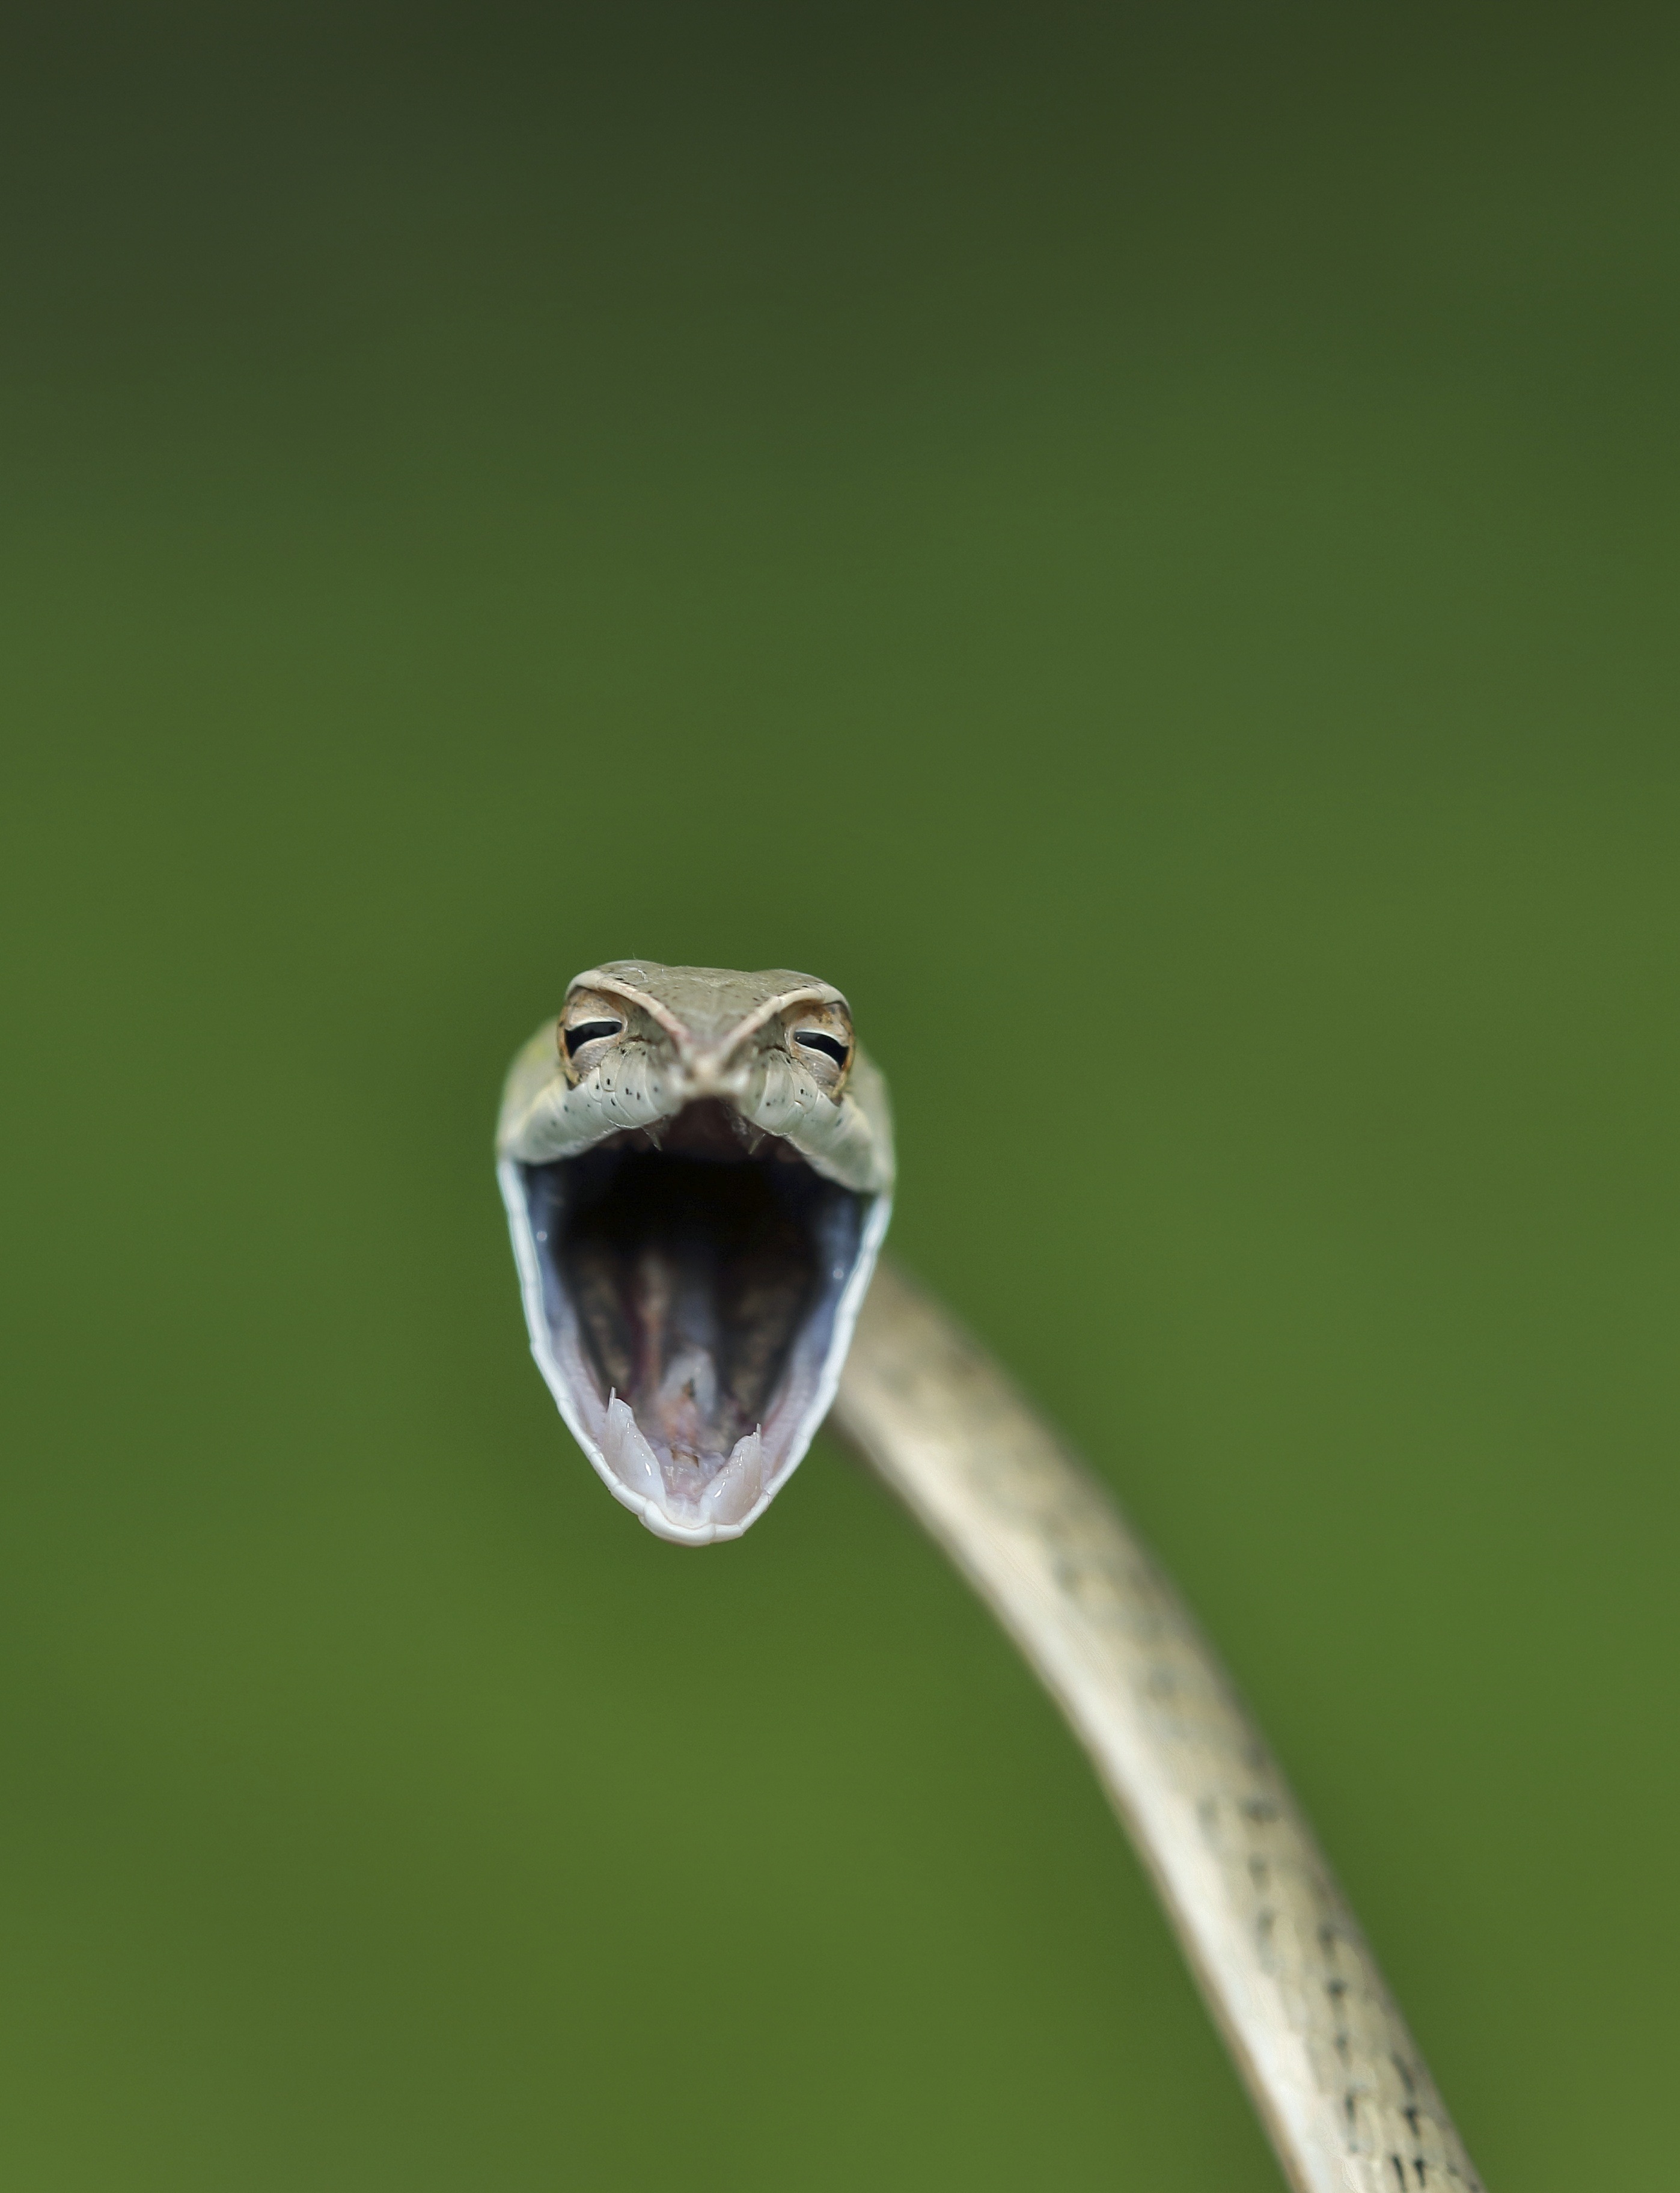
[496,962,894,1544]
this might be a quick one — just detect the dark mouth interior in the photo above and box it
[521,1100,864,1469]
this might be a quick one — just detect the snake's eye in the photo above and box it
[565,1019,623,1056]
[787,1006,854,1096]
[794,1030,847,1066]
[560,991,629,1080]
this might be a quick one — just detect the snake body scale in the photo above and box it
[498,961,1483,2193]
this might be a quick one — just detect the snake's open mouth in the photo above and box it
[500,1099,888,1543]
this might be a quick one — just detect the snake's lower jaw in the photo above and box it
[597,1399,765,1543]
[497,1107,890,1544]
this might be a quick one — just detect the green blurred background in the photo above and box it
[3,4,1676,2185]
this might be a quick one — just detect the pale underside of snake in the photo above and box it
[498,962,1485,2193]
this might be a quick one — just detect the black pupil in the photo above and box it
[565,1019,623,1056]
[794,1029,848,1066]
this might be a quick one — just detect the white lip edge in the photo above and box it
[496,1154,893,1546]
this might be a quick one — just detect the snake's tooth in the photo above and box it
[701,1432,763,1526]
[601,1396,664,1503]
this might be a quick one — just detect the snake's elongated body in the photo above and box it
[498,962,1483,2192]
[835,1262,1481,2193]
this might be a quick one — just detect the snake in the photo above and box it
[497,961,1485,2193]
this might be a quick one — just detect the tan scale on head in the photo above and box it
[496,963,894,1544]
